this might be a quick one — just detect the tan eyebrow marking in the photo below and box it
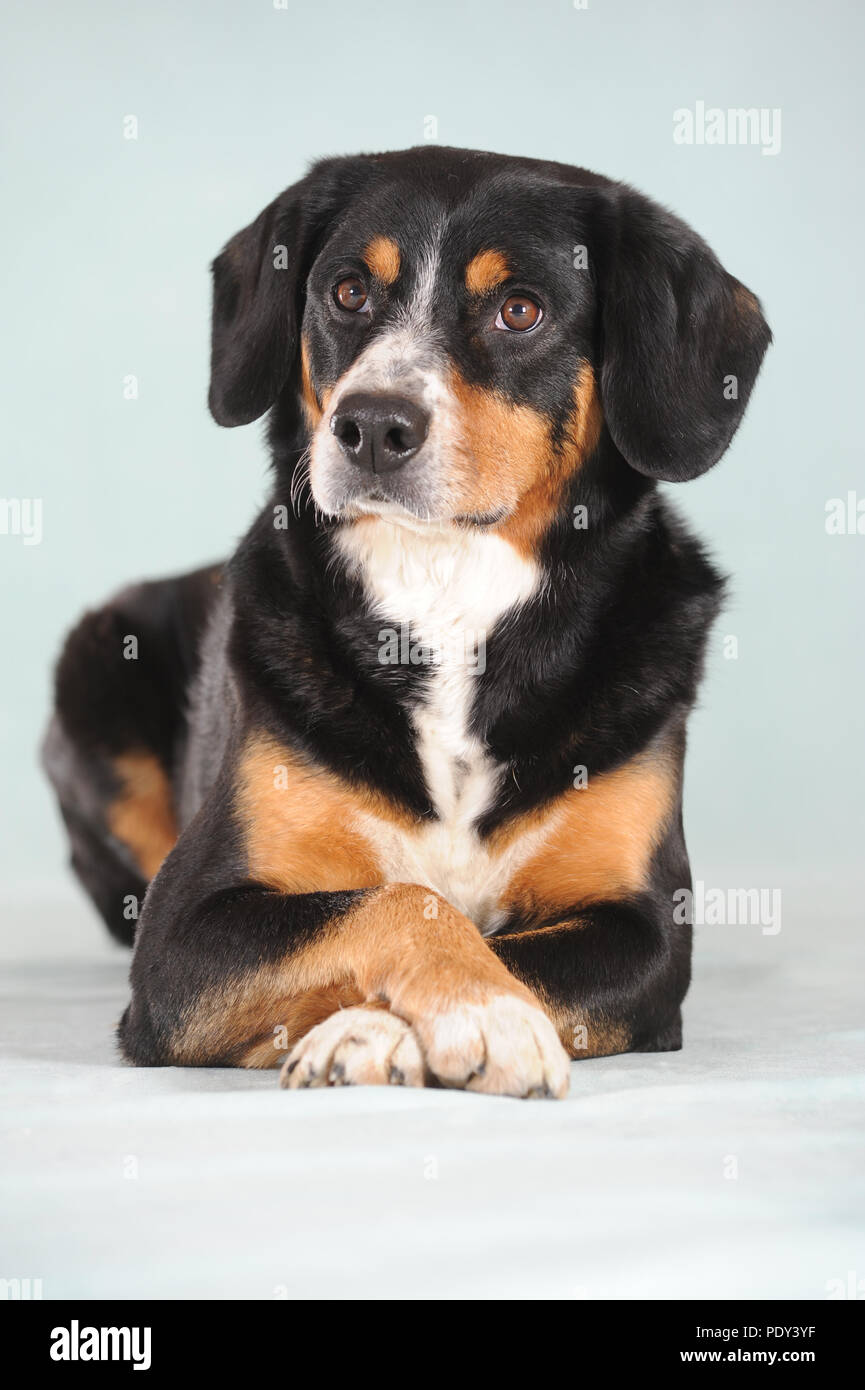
[362,236,401,285]
[465,249,510,296]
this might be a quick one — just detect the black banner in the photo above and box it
[4,1299,858,1374]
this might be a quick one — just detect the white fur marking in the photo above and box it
[337,517,545,932]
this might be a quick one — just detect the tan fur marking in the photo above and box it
[464,249,510,296]
[497,363,603,556]
[235,984,369,1067]
[300,337,321,427]
[733,282,759,319]
[559,1011,631,1060]
[450,362,603,556]
[362,235,401,286]
[300,337,332,429]
[450,372,552,516]
[496,748,676,919]
[108,751,177,880]
[236,733,415,895]
[173,883,542,1067]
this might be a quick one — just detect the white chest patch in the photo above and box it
[336,515,545,932]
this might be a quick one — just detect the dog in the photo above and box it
[43,146,770,1098]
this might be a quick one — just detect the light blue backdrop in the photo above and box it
[2,0,862,907]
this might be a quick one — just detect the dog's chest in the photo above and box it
[337,519,541,931]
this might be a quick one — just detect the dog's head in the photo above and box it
[209,147,770,547]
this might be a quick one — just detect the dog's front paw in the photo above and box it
[280,1006,425,1090]
[411,994,570,1099]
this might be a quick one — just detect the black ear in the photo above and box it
[208,159,357,427]
[595,187,771,481]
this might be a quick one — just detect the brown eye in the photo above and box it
[497,295,542,332]
[334,277,368,312]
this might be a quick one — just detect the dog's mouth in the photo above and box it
[452,509,508,529]
[339,497,508,538]
[316,466,511,532]
[346,493,443,529]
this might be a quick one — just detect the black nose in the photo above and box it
[330,393,429,473]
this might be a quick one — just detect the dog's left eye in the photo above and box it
[333,277,369,313]
[495,295,542,332]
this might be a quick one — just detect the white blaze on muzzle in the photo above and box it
[308,231,471,520]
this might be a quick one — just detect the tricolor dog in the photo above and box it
[43,146,770,1098]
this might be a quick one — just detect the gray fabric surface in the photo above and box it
[1,885,863,1300]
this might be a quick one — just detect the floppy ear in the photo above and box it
[208,159,357,427]
[595,187,771,481]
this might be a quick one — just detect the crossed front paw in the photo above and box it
[410,993,569,1099]
[280,993,570,1099]
[280,1006,425,1089]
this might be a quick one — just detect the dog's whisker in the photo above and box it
[289,447,313,517]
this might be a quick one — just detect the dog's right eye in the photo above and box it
[333,277,369,313]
